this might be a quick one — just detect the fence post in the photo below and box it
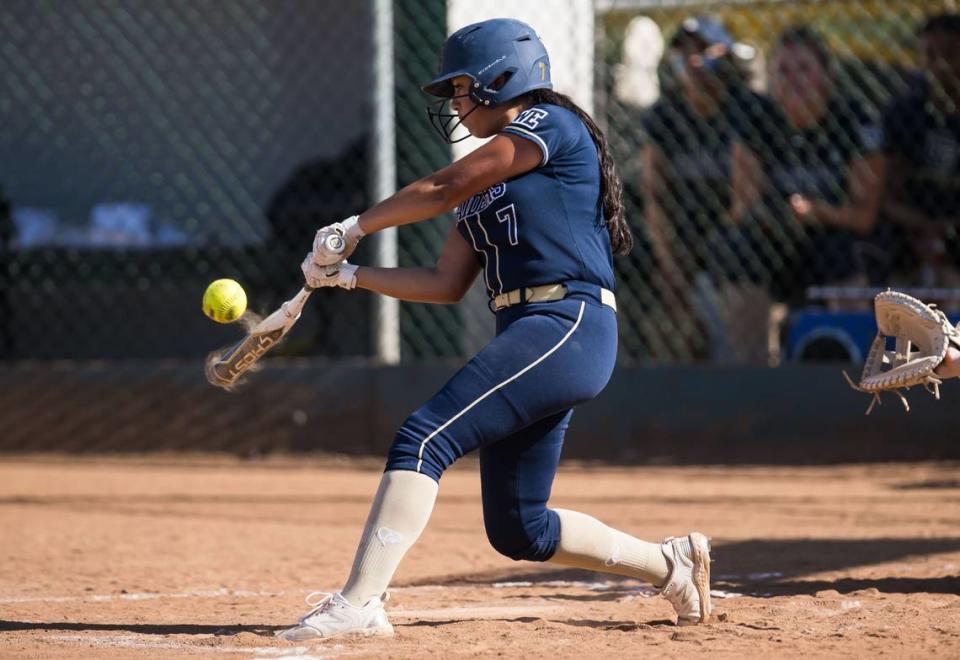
[371,0,401,364]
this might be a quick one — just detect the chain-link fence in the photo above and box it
[4,0,958,365]
[1,1,959,449]
[1,0,380,360]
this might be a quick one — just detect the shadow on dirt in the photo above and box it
[893,479,960,490]
[0,621,283,636]
[397,616,666,631]
[411,537,960,597]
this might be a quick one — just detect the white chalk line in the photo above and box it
[493,579,632,590]
[0,580,666,606]
[389,604,564,620]
[491,580,742,599]
[1,581,744,608]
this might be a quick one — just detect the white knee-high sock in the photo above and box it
[548,508,673,587]
[340,469,438,607]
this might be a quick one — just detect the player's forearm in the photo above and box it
[883,201,938,229]
[645,200,680,274]
[356,178,454,236]
[357,161,486,235]
[937,347,960,379]
[354,265,466,304]
[814,154,882,234]
[730,143,763,223]
[810,202,876,235]
[647,218,674,270]
[639,148,678,274]
[882,157,931,229]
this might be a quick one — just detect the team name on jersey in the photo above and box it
[456,182,507,221]
[512,108,549,130]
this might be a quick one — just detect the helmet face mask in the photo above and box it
[423,18,552,143]
[426,94,479,144]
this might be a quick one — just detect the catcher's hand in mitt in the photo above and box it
[844,290,960,414]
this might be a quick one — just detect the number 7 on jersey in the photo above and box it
[496,204,519,246]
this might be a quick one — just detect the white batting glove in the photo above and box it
[301,253,358,290]
[312,215,364,266]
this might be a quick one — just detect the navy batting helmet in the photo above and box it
[423,18,552,142]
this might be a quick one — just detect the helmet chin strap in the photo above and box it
[426,96,481,144]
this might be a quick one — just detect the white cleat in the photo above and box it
[659,532,713,626]
[276,591,394,642]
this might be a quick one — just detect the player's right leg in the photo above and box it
[545,510,713,624]
[659,532,713,625]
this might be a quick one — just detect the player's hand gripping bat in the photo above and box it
[204,234,345,390]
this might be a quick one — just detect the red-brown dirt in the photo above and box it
[1,455,959,658]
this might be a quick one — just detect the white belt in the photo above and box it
[491,283,617,312]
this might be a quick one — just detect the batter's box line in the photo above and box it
[0,582,557,606]
[2,581,724,607]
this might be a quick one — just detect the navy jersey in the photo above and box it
[455,103,615,299]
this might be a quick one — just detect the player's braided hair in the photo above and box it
[523,89,633,256]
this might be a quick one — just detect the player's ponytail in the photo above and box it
[523,89,633,256]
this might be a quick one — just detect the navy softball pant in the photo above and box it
[386,283,618,562]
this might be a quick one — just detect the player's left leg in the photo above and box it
[479,412,712,625]
[276,468,435,642]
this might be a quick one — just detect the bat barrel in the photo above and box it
[204,288,313,391]
[204,326,289,390]
[205,357,238,390]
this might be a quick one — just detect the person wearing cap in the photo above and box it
[640,15,770,362]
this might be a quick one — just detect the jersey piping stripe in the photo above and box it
[474,216,504,295]
[462,216,493,297]
[415,301,586,473]
[502,126,549,165]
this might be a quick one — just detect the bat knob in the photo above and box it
[324,234,346,254]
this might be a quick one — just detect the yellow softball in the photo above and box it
[202,278,247,323]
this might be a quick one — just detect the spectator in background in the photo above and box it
[882,14,960,286]
[642,16,748,293]
[731,26,886,303]
[640,16,763,360]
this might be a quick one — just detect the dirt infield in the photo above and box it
[1,455,958,658]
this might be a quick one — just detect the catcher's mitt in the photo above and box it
[844,290,960,414]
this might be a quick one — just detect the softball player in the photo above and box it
[278,18,712,641]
